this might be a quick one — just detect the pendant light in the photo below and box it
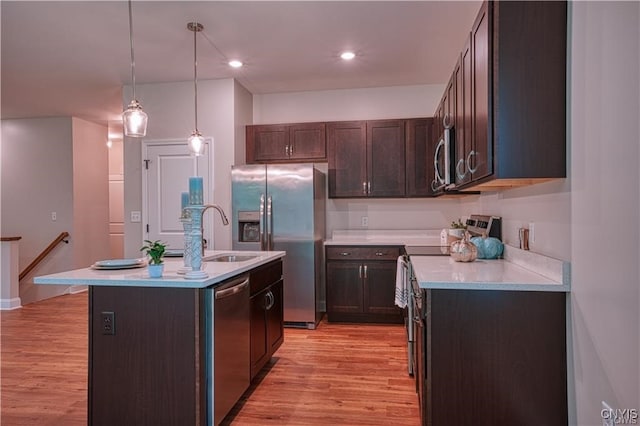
[122,0,148,137]
[187,22,205,156]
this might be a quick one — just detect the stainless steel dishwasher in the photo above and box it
[206,273,250,425]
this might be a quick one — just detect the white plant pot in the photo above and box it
[148,263,164,278]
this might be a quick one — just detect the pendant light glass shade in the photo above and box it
[188,130,205,157]
[123,99,148,137]
[188,22,204,156]
[123,0,148,138]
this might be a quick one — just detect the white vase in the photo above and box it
[148,263,164,278]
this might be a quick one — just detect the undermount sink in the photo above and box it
[204,254,258,263]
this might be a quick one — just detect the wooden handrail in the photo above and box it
[19,232,70,281]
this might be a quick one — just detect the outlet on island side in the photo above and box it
[361,216,369,227]
[101,311,115,335]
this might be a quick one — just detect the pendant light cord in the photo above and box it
[128,0,137,101]
[193,25,199,131]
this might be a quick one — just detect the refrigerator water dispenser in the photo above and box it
[238,211,260,242]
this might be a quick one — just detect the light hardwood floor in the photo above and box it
[1,292,419,425]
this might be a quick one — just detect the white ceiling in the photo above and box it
[1,1,481,127]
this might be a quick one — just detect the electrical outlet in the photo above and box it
[361,216,369,227]
[51,212,57,221]
[529,222,535,243]
[601,401,614,426]
[130,211,141,223]
[101,312,115,335]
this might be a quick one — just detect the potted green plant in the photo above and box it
[140,240,166,278]
[448,218,467,241]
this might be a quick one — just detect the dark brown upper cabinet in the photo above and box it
[438,0,567,192]
[367,120,406,197]
[328,119,406,198]
[406,118,435,197]
[246,122,326,164]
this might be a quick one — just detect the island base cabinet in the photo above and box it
[89,286,206,426]
[422,289,567,426]
[249,260,284,380]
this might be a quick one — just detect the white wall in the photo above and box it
[123,78,247,256]
[253,84,445,124]
[253,84,466,236]
[569,2,640,424]
[234,80,253,166]
[1,117,110,304]
[71,118,111,269]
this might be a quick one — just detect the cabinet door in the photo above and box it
[367,119,406,197]
[250,288,269,379]
[406,118,434,197]
[470,1,492,181]
[328,121,367,198]
[266,280,284,354]
[363,261,403,318]
[247,124,290,163]
[455,36,473,186]
[289,123,326,161]
[326,261,364,316]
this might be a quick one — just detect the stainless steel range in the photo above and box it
[403,245,450,376]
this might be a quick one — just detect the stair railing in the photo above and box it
[19,232,70,281]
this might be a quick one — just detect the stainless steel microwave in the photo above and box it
[432,115,454,192]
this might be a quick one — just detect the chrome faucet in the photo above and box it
[201,204,229,255]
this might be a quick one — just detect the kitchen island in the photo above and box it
[34,250,285,426]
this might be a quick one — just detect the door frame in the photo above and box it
[141,138,213,248]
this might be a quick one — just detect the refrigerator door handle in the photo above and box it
[267,195,273,251]
[259,194,266,251]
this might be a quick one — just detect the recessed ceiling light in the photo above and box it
[340,51,356,61]
[228,60,243,68]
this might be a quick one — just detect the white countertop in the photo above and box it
[326,230,570,292]
[325,229,443,246]
[34,250,285,289]
[411,251,570,292]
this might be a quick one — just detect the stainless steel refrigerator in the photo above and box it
[231,163,326,329]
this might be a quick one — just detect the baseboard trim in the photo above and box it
[0,297,22,310]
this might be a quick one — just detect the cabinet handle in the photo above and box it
[467,150,479,174]
[456,158,468,180]
[362,181,367,195]
[359,265,363,278]
[375,252,384,256]
[339,252,351,256]
[290,143,294,155]
[363,265,368,279]
[265,290,275,310]
[367,181,371,194]
[285,145,289,156]
[443,114,453,129]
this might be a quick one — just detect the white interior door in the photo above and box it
[143,140,212,250]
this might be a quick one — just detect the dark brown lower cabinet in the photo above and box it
[250,261,284,379]
[416,289,568,426]
[326,245,403,323]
